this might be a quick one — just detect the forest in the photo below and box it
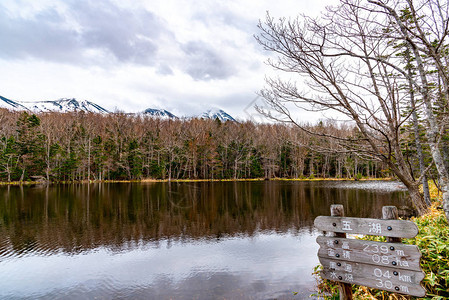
[2,0,449,222]
[0,109,400,182]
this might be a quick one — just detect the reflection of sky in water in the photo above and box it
[312,180,407,193]
[0,230,320,299]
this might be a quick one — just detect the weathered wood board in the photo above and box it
[317,236,422,271]
[319,257,426,297]
[314,216,418,238]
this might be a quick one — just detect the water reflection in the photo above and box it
[0,181,409,299]
[0,232,319,299]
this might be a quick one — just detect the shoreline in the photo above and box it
[0,177,394,186]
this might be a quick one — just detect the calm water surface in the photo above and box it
[0,181,410,299]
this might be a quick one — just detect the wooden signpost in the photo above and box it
[314,205,426,299]
[314,216,418,238]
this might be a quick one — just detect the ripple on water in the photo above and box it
[0,181,409,299]
[0,239,14,261]
[0,238,63,262]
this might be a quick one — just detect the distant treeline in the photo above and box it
[0,109,390,182]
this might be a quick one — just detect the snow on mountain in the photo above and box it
[1,95,236,122]
[0,95,29,111]
[0,96,109,113]
[24,98,109,113]
[199,108,236,122]
[143,108,177,119]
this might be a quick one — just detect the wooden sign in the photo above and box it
[317,236,422,271]
[314,216,418,238]
[319,257,426,297]
[314,205,426,298]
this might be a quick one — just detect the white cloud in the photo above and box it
[0,0,334,120]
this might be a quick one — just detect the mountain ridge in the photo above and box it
[0,95,109,114]
[23,98,110,113]
[143,108,178,119]
[199,108,236,122]
[0,95,29,110]
[0,95,236,121]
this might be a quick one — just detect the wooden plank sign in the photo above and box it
[314,216,418,238]
[317,236,422,271]
[319,257,426,297]
[314,205,426,298]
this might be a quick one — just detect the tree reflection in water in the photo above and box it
[0,181,409,256]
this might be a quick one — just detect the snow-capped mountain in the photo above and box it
[199,108,236,122]
[143,108,177,119]
[0,96,109,113]
[24,98,109,113]
[1,95,236,121]
[0,95,29,110]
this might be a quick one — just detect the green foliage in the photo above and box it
[280,143,292,177]
[127,139,142,179]
[0,136,19,181]
[149,161,164,179]
[312,264,340,299]
[15,113,45,180]
[411,210,449,298]
[250,150,264,178]
[60,151,78,181]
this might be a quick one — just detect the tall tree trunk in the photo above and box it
[309,156,314,177]
[409,185,428,215]
[413,46,449,219]
[20,166,25,182]
[6,158,11,182]
[87,138,91,182]
[371,0,448,221]
[408,65,431,206]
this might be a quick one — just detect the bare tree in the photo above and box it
[367,0,449,227]
[256,0,431,214]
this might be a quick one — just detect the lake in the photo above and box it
[0,180,410,299]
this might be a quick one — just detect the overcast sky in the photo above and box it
[0,0,332,120]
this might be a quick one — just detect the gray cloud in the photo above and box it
[181,40,235,81]
[71,1,165,64]
[0,6,80,62]
[0,1,170,65]
[0,0,247,82]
